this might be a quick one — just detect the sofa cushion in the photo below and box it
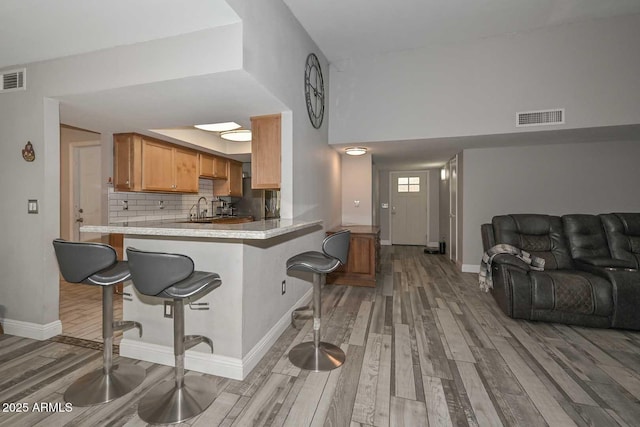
[562,214,610,259]
[601,213,640,269]
[492,214,573,270]
[529,270,612,316]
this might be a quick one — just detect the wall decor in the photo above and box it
[304,53,325,129]
[22,141,35,162]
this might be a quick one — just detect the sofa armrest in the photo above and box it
[491,253,532,271]
[490,259,532,319]
[574,257,635,269]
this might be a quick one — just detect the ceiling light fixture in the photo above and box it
[220,129,252,142]
[345,147,367,156]
[194,122,241,132]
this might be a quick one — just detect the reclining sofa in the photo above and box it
[481,213,640,330]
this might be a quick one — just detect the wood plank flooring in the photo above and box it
[59,280,123,344]
[3,246,640,426]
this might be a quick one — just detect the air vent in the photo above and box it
[516,108,564,127]
[1,68,26,92]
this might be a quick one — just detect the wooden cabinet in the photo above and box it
[108,233,124,293]
[114,133,142,191]
[142,139,174,191]
[114,133,198,193]
[327,226,381,287]
[213,160,243,197]
[250,113,281,189]
[199,154,229,179]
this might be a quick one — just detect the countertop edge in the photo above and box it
[80,219,323,240]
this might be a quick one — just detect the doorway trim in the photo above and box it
[67,140,102,241]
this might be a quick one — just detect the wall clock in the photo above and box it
[304,53,324,129]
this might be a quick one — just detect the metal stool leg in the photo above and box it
[137,299,216,424]
[288,273,346,371]
[64,286,146,406]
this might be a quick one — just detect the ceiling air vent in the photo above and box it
[1,68,26,93]
[516,108,564,127]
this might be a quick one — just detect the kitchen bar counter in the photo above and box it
[81,218,322,240]
[79,218,324,381]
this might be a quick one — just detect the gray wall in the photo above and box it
[329,14,640,145]
[462,140,640,268]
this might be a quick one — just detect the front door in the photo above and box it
[72,144,102,242]
[391,171,428,245]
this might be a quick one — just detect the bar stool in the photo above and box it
[126,247,221,425]
[52,239,145,406]
[287,229,351,371]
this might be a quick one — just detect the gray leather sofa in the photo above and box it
[481,213,640,330]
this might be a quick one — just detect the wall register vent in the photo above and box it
[516,108,564,127]
[1,68,26,93]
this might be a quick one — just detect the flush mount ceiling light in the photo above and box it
[220,129,252,142]
[345,147,367,156]
[194,122,241,132]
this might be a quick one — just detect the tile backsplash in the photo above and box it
[108,179,214,223]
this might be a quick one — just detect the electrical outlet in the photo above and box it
[281,280,286,295]
[164,301,173,318]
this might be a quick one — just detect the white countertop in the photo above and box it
[80,218,323,240]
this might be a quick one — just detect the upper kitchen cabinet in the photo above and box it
[251,114,281,190]
[213,160,243,197]
[113,133,199,193]
[114,133,142,191]
[199,153,229,180]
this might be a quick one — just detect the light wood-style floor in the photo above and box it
[3,246,640,426]
[59,280,123,344]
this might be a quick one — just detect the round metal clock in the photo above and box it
[304,53,324,129]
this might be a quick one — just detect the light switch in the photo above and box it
[354,200,360,207]
[28,199,38,214]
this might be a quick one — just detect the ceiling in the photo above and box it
[283,0,640,64]
[2,1,640,169]
[0,0,239,69]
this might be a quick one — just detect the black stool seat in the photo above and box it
[126,247,221,425]
[287,251,341,274]
[159,270,221,298]
[52,239,144,407]
[286,230,350,372]
[86,262,131,285]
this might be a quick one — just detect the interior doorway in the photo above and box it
[390,171,429,245]
[59,126,122,343]
[71,143,102,241]
[449,156,458,263]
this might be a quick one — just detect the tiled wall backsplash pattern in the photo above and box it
[108,179,215,223]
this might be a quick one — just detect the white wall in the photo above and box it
[229,0,342,229]
[329,14,640,145]
[462,140,640,268]
[342,153,373,225]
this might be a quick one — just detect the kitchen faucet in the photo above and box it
[197,196,208,220]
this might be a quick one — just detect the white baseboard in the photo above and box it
[1,319,62,340]
[462,264,480,273]
[241,288,312,376]
[380,240,391,246]
[120,339,245,380]
[427,241,439,248]
[120,288,313,380]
